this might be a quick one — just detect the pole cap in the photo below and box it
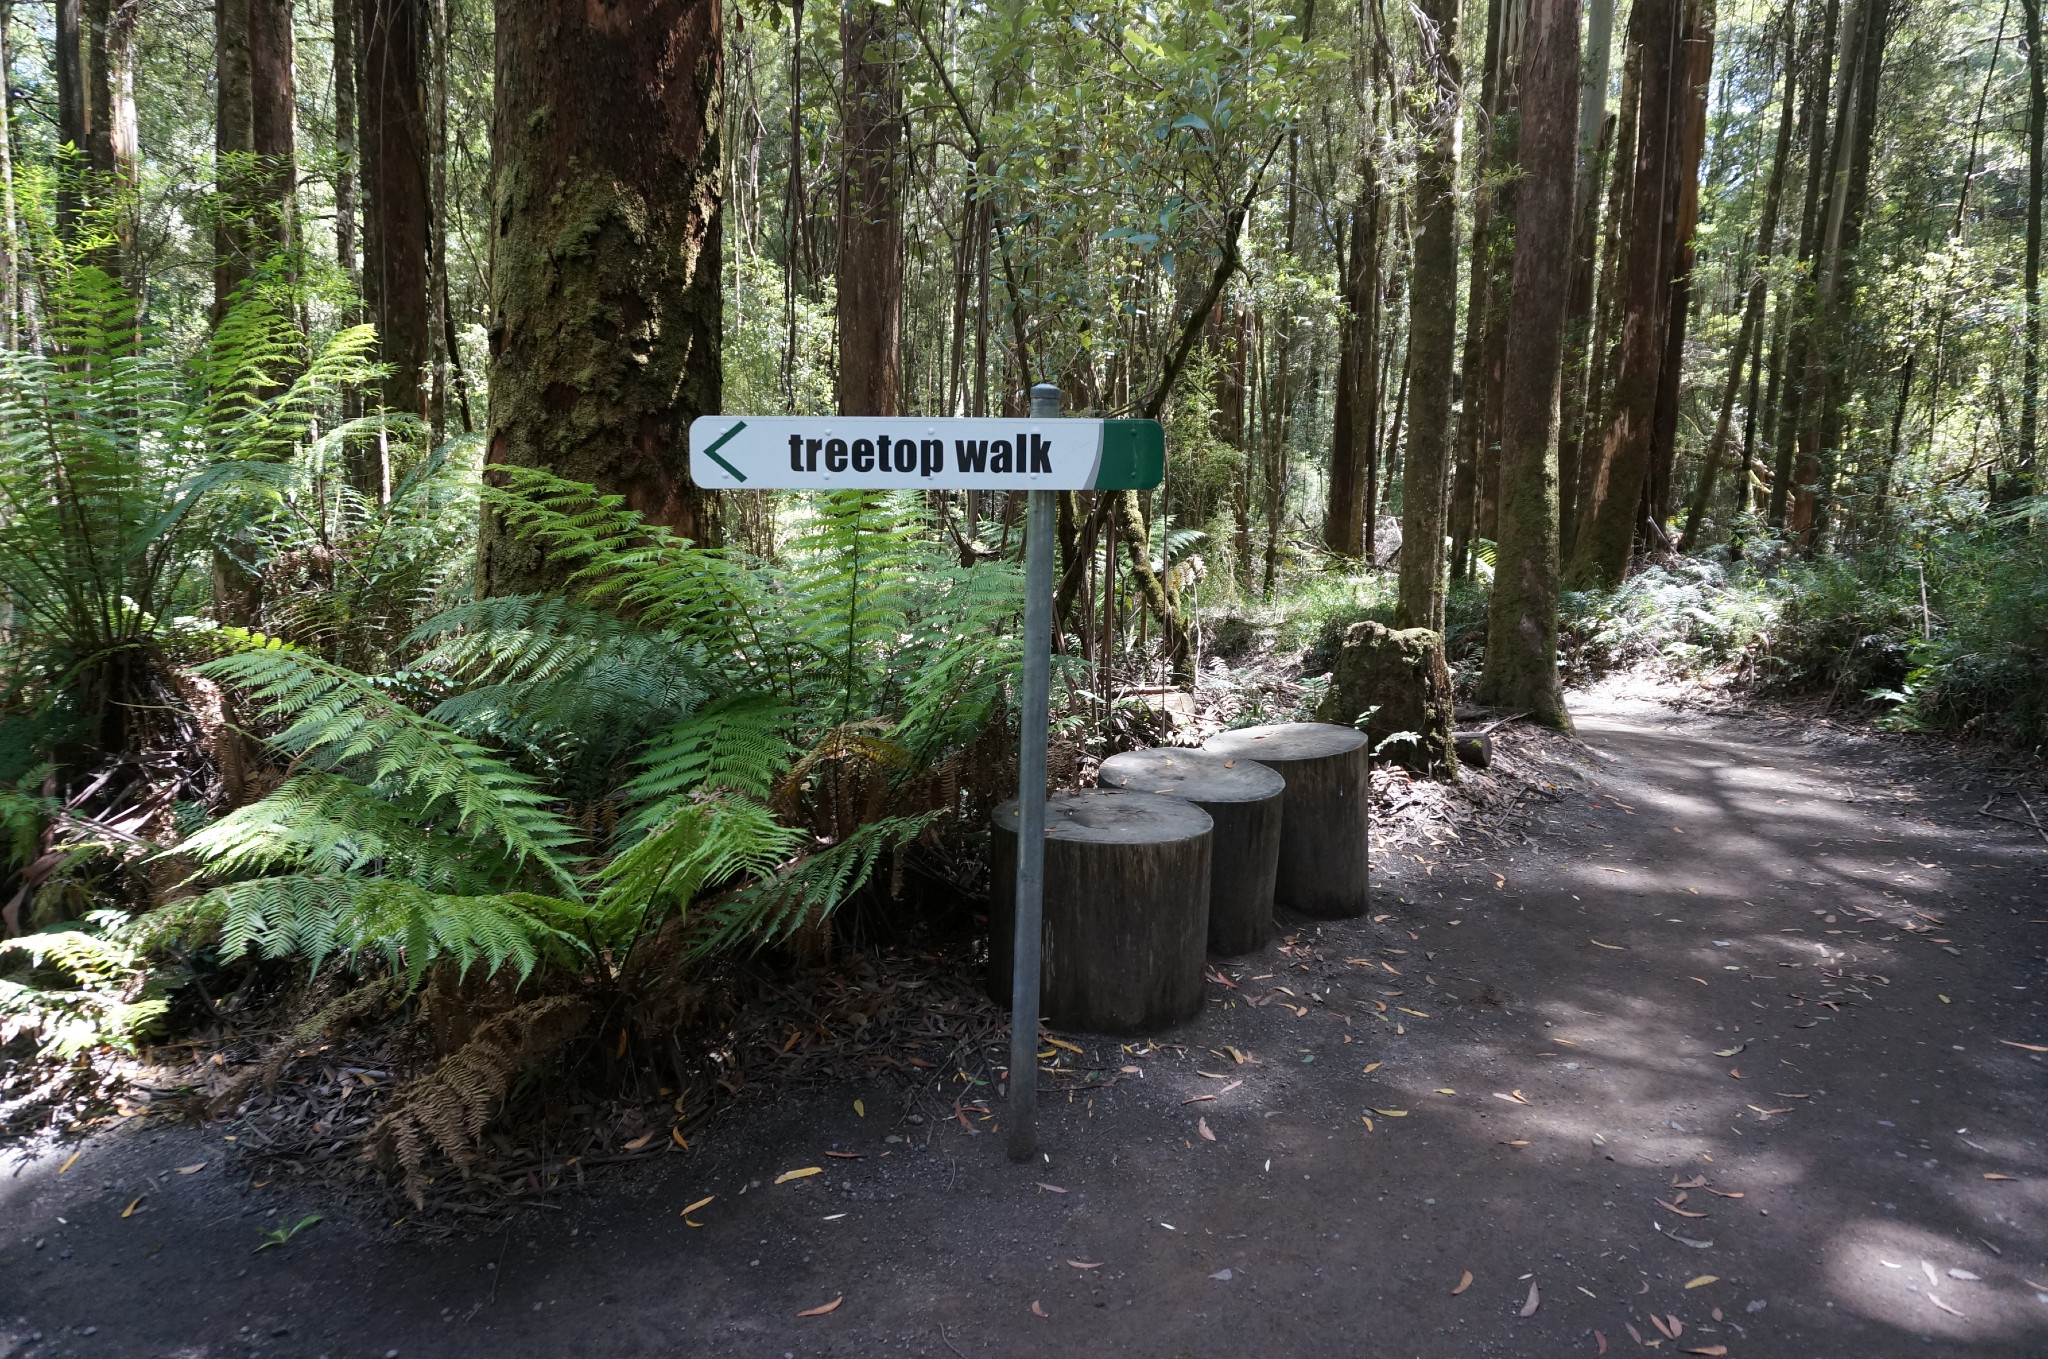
[1029,383,1063,419]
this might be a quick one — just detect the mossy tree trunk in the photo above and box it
[1477,0,1576,729]
[479,0,724,597]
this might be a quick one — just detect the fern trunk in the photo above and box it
[479,0,724,595]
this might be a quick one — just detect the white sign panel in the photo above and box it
[688,416,1163,491]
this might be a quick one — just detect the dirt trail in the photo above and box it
[4,689,2045,1358]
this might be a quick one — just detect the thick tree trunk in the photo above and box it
[1567,0,1681,587]
[1769,0,1841,529]
[480,0,725,595]
[55,0,85,236]
[1477,0,1578,729]
[1644,0,1714,532]
[360,0,432,419]
[836,1,904,417]
[1569,39,1639,562]
[1396,0,1462,633]
[1448,0,1504,583]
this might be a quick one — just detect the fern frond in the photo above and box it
[195,636,581,891]
[594,792,804,933]
[159,875,590,984]
[683,812,942,960]
[620,692,794,817]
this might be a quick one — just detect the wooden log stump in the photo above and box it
[1452,732,1494,768]
[990,790,1212,1034]
[1097,748,1283,957]
[1203,722,1369,919]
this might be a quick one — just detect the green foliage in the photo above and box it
[0,910,167,1056]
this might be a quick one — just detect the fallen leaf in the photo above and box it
[1371,1108,1408,1117]
[121,1196,143,1218]
[681,1195,714,1216]
[1435,1088,1457,1095]
[1983,1173,2016,1180]
[1590,940,1625,950]
[672,1127,689,1149]
[1398,1007,1430,1018]
[1625,1322,1645,1346]
[1361,1062,1382,1074]
[853,1099,865,1116]
[1030,1301,1048,1317]
[1929,1297,1966,1318]
[1705,1188,1744,1199]
[1451,1270,1473,1295]
[1220,1080,1243,1094]
[1181,1094,1216,1105]
[1648,1313,1674,1339]
[1654,1223,1715,1248]
[614,1030,628,1058]
[797,1296,843,1317]
[1658,1198,1707,1218]
[1728,1068,1742,1079]
[1948,1268,1981,1281]
[1672,1175,1708,1188]
[1197,1118,1217,1142]
[1500,1139,1530,1147]
[1036,1183,1067,1193]
[1492,1091,1529,1105]
[1047,1038,1083,1054]
[1685,1275,1719,1289]
[1713,1044,1746,1058]
[824,1150,863,1159]
[1519,1282,1540,1316]
[175,1163,206,1175]
[1682,1348,1728,1356]
[1067,1260,1102,1269]
[1197,1070,1229,1078]
[774,1167,823,1184]
[59,1152,81,1174]
[1596,1330,1609,1355]
[1998,1039,2048,1053]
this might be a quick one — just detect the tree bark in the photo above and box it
[1568,38,1638,561]
[1448,0,1505,583]
[251,0,297,250]
[1396,0,1462,633]
[836,1,904,416]
[1768,0,1840,529]
[55,0,85,236]
[480,0,725,596]
[1567,0,1681,587]
[1477,0,1578,729]
[334,0,359,286]
[360,0,432,419]
[0,0,18,346]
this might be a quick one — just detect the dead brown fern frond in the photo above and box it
[365,994,589,1206]
[208,976,404,1116]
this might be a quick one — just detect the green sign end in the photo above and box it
[1096,420,1165,489]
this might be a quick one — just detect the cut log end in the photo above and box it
[1097,748,1285,803]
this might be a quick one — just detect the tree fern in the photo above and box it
[194,634,581,891]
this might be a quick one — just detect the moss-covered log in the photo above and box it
[480,0,724,596]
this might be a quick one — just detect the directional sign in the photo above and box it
[688,416,1163,491]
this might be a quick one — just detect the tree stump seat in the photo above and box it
[990,790,1212,1034]
[1097,748,1283,956]
[1203,722,1369,919]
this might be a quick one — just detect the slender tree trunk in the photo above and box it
[1449,0,1505,582]
[1558,109,1613,553]
[1569,38,1639,561]
[1647,0,1714,534]
[836,1,904,416]
[479,0,725,595]
[0,0,17,346]
[428,0,451,441]
[214,0,253,318]
[84,0,138,278]
[55,0,85,236]
[1396,0,1462,632]
[1683,4,1794,546]
[360,0,432,421]
[1476,0,1526,550]
[1326,186,1378,556]
[251,0,296,254]
[1480,0,1578,727]
[1769,0,1840,529]
[1567,0,1682,587]
[334,0,359,288]
[2021,0,2044,494]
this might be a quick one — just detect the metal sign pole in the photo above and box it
[1006,382,1061,1162]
